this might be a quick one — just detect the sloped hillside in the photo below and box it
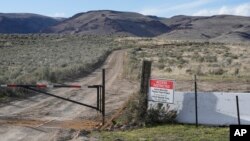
[43,10,171,37]
[0,13,60,33]
[160,15,250,42]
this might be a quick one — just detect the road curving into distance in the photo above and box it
[0,50,138,141]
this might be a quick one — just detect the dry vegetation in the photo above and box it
[0,34,131,98]
[120,37,250,92]
[1,35,249,95]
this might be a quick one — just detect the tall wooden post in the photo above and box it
[139,60,152,119]
[140,60,152,94]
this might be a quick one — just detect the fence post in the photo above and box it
[140,60,152,94]
[236,95,241,125]
[194,75,198,127]
[102,69,105,125]
[97,86,99,111]
[139,60,152,119]
[99,86,102,112]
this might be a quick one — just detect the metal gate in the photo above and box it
[0,69,106,125]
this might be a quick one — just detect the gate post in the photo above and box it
[99,86,102,112]
[139,60,152,120]
[102,69,105,125]
[140,60,152,94]
[97,86,100,111]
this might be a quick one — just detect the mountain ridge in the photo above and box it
[0,10,249,42]
[0,13,60,33]
[43,10,171,37]
[159,14,250,42]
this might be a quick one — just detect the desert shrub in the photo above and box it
[171,52,183,58]
[186,47,195,52]
[134,47,142,52]
[223,57,232,66]
[122,92,147,125]
[158,56,165,63]
[186,69,192,75]
[232,55,238,59]
[232,62,242,67]
[223,52,232,57]
[122,92,177,126]
[196,56,205,62]
[146,104,177,125]
[204,55,217,62]
[234,68,240,76]
[165,67,172,72]
[191,52,204,62]
[123,96,140,124]
[177,64,183,69]
[123,50,141,80]
[157,63,165,70]
[216,50,223,54]
[185,67,204,75]
[209,68,225,75]
[194,66,204,75]
[176,56,188,65]
[208,63,220,67]
[165,58,176,64]
[138,51,146,58]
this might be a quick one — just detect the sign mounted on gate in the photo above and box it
[148,79,174,103]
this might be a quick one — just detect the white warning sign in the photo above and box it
[148,79,174,103]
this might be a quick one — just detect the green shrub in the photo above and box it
[146,104,177,125]
[122,92,177,126]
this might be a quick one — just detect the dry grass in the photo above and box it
[0,34,130,97]
[119,38,250,92]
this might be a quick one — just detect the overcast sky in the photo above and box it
[0,0,249,17]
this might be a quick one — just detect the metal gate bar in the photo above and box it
[0,69,106,125]
[25,86,97,110]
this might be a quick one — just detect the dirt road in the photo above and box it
[0,50,138,141]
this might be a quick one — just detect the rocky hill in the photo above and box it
[0,13,60,33]
[160,15,250,42]
[43,10,171,37]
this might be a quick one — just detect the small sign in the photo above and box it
[148,79,174,103]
